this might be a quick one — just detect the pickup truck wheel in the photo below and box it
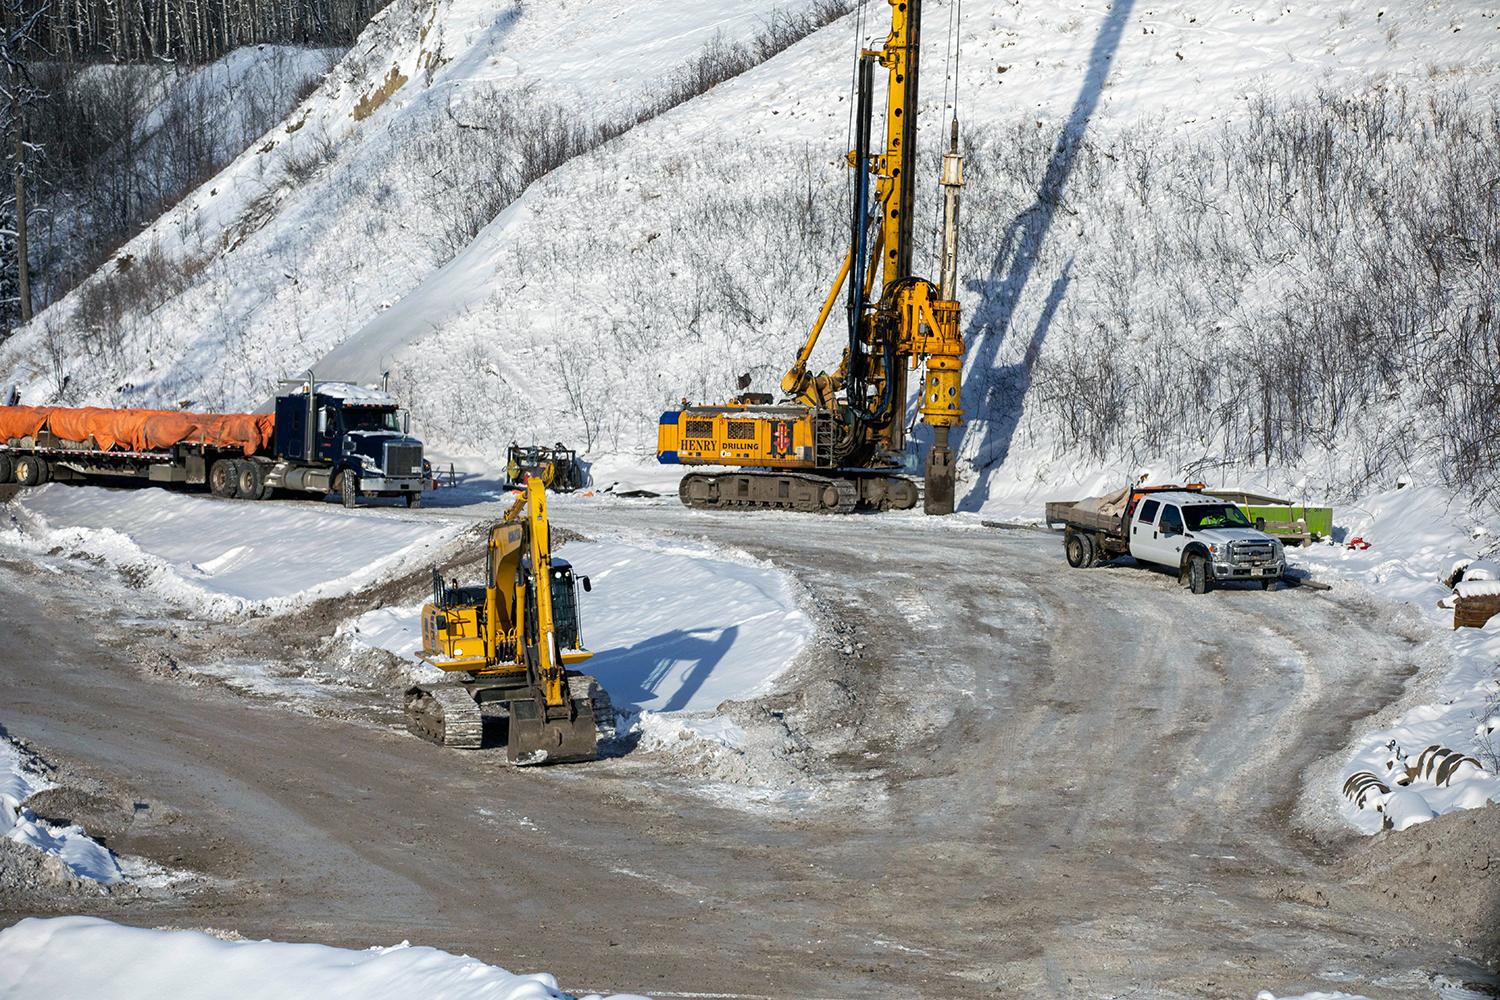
[15,454,48,488]
[1187,554,1210,595]
[236,461,265,500]
[1064,532,1087,568]
[209,459,239,498]
[339,471,359,508]
[0,454,13,483]
[1081,533,1102,567]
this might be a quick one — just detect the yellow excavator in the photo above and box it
[656,0,966,515]
[404,478,610,764]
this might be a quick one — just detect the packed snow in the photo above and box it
[5,484,462,616]
[0,916,648,1000]
[1,734,123,884]
[351,534,812,718]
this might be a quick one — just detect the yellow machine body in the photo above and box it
[656,0,967,515]
[407,478,601,763]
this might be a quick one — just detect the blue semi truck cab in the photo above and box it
[270,378,426,507]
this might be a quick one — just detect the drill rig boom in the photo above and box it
[657,0,965,515]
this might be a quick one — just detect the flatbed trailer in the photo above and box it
[0,378,427,507]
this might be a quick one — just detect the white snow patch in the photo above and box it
[571,538,811,714]
[6,485,461,617]
[0,916,647,1000]
[0,735,123,884]
[345,600,428,662]
[1295,485,1500,834]
[1256,992,1373,1000]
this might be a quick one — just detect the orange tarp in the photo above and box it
[0,406,275,457]
[0,405,51,443]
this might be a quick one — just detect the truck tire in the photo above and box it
[15,454,47,488]
[1081,533,1101,567]
[209,459,239,498]
[0,454,12,483]
[1064,532,1087,568]
[236,461,266,500]
[1187,554,1210,595]
[405,492,422,509]
[339,470,359,508]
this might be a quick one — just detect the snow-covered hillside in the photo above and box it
[2,0,840,411]
[5,0,1499,509]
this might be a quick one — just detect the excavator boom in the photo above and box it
[404,478,607,764]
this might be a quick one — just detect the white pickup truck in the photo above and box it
[1045,486,1287,594]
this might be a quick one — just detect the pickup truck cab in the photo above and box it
[1045,485,1286,594]
[1126,491,1285,593]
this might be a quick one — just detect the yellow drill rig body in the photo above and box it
[404,478,610,764]
[657,0,966,515]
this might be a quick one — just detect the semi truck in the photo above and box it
[0,377,426,507]
[1045,483,1287,594]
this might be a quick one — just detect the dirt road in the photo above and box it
[0,495,1485,997]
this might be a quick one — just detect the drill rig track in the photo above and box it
[678,471,920,514]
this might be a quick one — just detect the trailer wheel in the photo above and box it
[236,461,265,500]
[0,454,12,483]
[1187,554,1210,595]
[339,471,359,508]
[1064,532,1087,568]
[209,459,239,498]
[15,454,47,488]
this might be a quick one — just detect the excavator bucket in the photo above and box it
[507,697,598,765]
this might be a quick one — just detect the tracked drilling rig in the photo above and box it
[404,478,610,764]
[657,0,966,514]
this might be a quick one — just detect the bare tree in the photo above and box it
[0,0,46,331]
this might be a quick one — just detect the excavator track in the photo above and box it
[679,472,861,514]
[404,684,484,749]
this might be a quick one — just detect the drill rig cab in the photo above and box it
[404,478,610,764]
[657,0,966,515]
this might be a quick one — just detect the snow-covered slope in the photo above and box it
[3,0,833,411]
[7,484,462,616]
[6,1,1499,505]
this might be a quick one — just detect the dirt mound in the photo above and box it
[1342,805,1500,966]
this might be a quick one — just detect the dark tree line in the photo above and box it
[27,0,386,65]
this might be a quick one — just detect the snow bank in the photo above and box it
[1,736,122,884]
[7,485,461,617]
[572,538,811,714]
[1257,992,1372,1000]
[0,916,647,1000]
[1296,486,1500,834]
[351,536,812,715]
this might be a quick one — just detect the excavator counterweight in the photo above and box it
[403,478,611,764]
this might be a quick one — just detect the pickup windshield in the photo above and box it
[1185,503,1251,531]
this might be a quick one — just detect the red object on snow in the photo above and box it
[1346,536,1371,550]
